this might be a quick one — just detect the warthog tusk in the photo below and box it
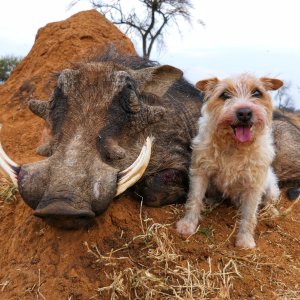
[115,137,153,196]
[0,125,19,186]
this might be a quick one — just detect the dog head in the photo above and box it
[196,74,283,144]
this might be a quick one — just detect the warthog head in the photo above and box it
[0,59,183,228]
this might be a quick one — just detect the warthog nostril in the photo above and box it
[236,108,252,122]
[34,200,95,219]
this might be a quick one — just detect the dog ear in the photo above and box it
[196,78,219,92]
[260,77,284,91]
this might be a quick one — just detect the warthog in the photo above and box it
[0,51,299,228]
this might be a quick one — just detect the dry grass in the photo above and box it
[274,281,300,300]
[0,280,9,292]
[258,193,300,236]
[86,203,242,300]
[24,269,45,300]
[81,191,300,300]
[0,177,18,204]
[281,196,300,217]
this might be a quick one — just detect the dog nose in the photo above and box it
[236,108,252,122]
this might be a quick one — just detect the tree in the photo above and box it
[0,55,22,83]
[275,81,295,113]
[70,0,196,59]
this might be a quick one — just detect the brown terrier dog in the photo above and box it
[176,74,283,248]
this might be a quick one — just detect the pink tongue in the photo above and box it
[235,126,251,143]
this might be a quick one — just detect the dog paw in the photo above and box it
[235,234,256,249]
[176,218,197,235]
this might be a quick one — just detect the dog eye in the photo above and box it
[252,89,262,98]
[219,91,231,100]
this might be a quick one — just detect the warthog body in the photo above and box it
[1,51,300,228]
[272,112,300,184]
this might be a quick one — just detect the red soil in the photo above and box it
[0,10,299,300]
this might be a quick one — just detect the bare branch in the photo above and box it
[275,81,295,113]
[70,0,196,58]
[147,15,168,57]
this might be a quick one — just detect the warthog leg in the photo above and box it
[133,168,188,206]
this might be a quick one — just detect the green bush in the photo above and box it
[0,55,22,83]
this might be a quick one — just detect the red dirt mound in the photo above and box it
[0,10,299,300]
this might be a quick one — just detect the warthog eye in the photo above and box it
[117,80,140,113]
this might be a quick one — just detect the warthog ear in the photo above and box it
[260,77,284,91]
[195,78,219,92]
[138,65,183,97]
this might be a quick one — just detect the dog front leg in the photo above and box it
[176,170,209,235]
[235,192,261,248]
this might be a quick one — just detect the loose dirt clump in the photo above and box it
[0,11,299,300]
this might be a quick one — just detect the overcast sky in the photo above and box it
[0,0,299,107]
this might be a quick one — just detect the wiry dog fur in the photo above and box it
[176,74,283,248]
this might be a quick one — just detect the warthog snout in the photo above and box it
[0,121,152,228]
[17,156,118,228]
[18,160,50,210]
[34,198,96,229]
